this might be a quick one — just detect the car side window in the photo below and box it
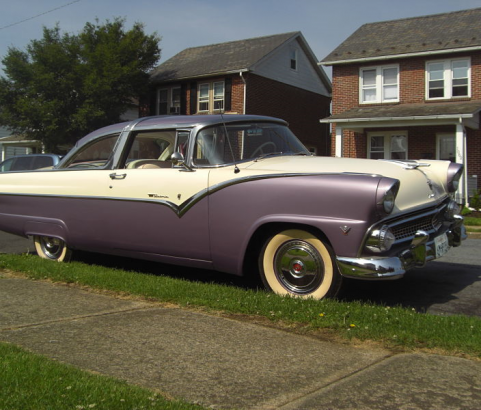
[124,130,176,169]
[33,156,54,169]
[63,134,118,169]
[0,158,15,172]
[13,156,34,171]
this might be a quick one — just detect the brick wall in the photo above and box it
[246,74,331,155]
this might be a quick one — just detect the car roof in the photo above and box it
[76,115,288,147]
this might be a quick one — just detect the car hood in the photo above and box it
[237,155,452,214]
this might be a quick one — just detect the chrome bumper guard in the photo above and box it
[336,215,466,280]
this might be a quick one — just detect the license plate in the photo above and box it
[434,233,449,258]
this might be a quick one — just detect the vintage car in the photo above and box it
[0,115,466,299]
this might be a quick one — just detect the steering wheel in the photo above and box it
[251,142,277,157]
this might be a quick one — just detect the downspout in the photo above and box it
[239,72,246,114]
[462,118,469,206]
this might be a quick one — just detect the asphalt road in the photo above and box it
[1,231,480,317]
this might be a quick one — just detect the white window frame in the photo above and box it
[198,83,210,112]
[170,87,181,114]
[367,131,408,160]
[436,133,455,161]
[426,58,471,100]
[213,81,225,111]
[360,65,399,104]
[198,81,225,113]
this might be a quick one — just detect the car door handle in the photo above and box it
[109,173,127,180]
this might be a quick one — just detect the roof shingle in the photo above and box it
[322,8,481,64]
[151,32,299,82]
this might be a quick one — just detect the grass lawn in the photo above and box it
[0,342,203,410]
[1,254,480,359]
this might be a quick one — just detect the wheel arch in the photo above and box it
[24,219,69,244]
[241,219,333,279]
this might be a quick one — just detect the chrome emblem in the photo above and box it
[148,193,169,199]
[340,226,351,235]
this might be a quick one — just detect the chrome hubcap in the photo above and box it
[274,240,324,294]
[40,237,64,259]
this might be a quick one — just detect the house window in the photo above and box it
[158,89,168,115]
[171,87,181,114]
[360,65,399,103]
[437,133,455,162]
[157,87,181,115]
[368,132,407,160]
[213,82,224,110]
[199,83,210,112]
[290,50,297,70]
[426,58,470,99]
[198,82,225,113]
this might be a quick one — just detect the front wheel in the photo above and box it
[259,229,342,299]
[34,236,72,262]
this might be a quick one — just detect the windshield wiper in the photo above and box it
[254,152,284,161]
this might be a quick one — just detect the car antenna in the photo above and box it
[220,112,240,174]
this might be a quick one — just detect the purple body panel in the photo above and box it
[208,174,383,275]
[0,194,211,268]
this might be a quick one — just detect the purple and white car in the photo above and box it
[0,115,466,299]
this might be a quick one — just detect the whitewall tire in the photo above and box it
[34,236,72,262]
[259,229,342,299]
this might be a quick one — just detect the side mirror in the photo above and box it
[171,152,194,172]
[171,152,184,166]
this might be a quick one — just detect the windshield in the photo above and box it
[193,122,309,166]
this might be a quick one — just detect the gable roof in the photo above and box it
[151,32,330,90]
[322,7,481,65]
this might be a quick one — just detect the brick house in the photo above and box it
[147,32,332,155]
[320,8,481,203]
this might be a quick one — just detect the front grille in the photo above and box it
[391,213,440,240]
[386,202,447,243]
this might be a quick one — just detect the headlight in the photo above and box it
[447,163,463,193]
[366,225,396,253]
[376,178,400,216]
[383,190,396,214]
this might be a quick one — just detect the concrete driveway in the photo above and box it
[0,231,480,317]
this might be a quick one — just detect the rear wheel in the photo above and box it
[34,236,72,262]
[259,229,342,299]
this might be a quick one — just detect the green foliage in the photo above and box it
[0,18,160,152]
[470,189,481,212]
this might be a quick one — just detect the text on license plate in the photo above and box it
[434,233,449,258]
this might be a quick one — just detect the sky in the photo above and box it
[1,0,481,79]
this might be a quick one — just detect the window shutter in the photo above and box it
[149,90,157,115]
[190,82,197,115]
[180,84,187,115]
[225,78,232,111]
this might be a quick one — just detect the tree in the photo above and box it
[0,18,160,152]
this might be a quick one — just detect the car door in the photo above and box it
[103,128,211,260]
[106,166,210,260]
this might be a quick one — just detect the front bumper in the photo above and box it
[336,215,466,280]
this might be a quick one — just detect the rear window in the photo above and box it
[33,156,54,169]
[12,157,34,171]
